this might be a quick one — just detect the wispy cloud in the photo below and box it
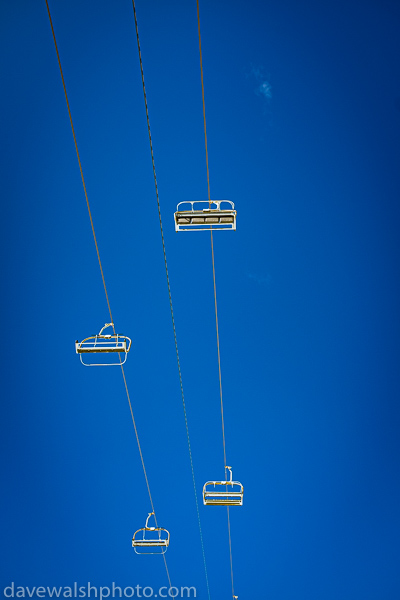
[250,66,272,101]
[258,80,272,100]
[248,272,271,287]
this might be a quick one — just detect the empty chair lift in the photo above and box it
[75,323,131,366]
[174,200,236,231]
[203,466,243,506]
[132,512,170,555]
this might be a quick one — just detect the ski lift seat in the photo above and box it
[132,513,170,555]
[174,200,236,231]
[75,323,132,366]
[203,484,244,506]
[132,539,169,548]
[76,341,127,353]
[203,466,243,506]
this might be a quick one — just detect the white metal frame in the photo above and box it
[75,323,132,367]
[203,466,243,506]
[132,512,170,555]
[174,200,236,232]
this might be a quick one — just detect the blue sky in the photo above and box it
[2,0,400,598]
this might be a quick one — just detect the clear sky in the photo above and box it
[2,0,400,599]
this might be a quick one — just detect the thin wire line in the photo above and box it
[45,0,171,587]
[45,0,113,325]
[196,0,211,207]
[226,506,235,599]
[130,2,211,599]
[196,0,227,469]
[196,1,235,597]
[120,363,172,585]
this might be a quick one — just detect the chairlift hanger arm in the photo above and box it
[99,323,114,335]
[145,512,155,528]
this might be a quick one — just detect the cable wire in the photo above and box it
[130,2,211,599]
[196,0,236,597]
[45,0,171,587]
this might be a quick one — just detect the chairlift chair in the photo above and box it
[174,201,237,232]
[75,323,132,366]
[203,466,243,506]
[132,512,170,555]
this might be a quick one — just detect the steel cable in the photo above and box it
[196,1,236,597]
[130,2,211,600]
[45,0,171,587]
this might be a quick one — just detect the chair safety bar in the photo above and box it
[174,200,236,232]
[75,323,132,367]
